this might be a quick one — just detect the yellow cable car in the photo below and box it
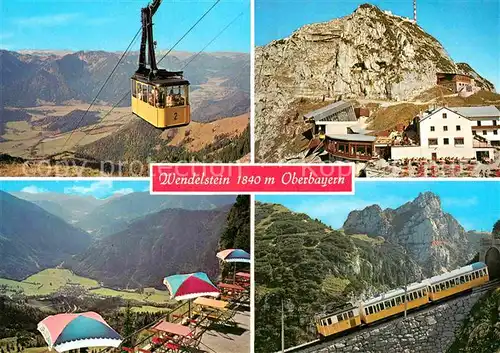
[131,0,191,129]
[131,75,190,129]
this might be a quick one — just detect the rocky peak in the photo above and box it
[414,191,441,205]
[354,3,388,16]
[256,3,464,101]
[397,191,442,216]
[343,192,474,276]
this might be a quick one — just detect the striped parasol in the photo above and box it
[37,312,122,352]
[217,248,250,283]
[163,272,220,301]
[216,249,250,263]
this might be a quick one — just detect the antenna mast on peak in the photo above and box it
[413,0,417,23]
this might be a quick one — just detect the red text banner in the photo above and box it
[150,164,354,194]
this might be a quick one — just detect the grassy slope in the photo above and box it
[0,269,173,306]
[0,162,107,177]
[369,103,425,131]
[0,269,98,296]
[368,90,500,131]
[90,288,172,305]
[447,288,500,353]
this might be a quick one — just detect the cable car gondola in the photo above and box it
[131,0,190,129]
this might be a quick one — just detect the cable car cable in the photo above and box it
[57,0,224,155]
[155,0,221,66]
[59,27,142,152]
[110,9,244,127]
[71,94,130,152]
[180,11,244,70]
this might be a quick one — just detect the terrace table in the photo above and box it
[235,272,250,287]
[218,282,246,300]
[193,297,231,321]
[218,282,245,292]
[236,272,250,278]
[194,297,229,310]
[150,320,194,351]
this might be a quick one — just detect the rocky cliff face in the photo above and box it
[343,192,474,276]
[255,3,495,161]
[456,63,495,91]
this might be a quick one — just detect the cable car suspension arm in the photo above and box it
[138,0,162,77]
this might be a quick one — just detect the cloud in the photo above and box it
[114,188,134,195]
[12,13,111,28]
[14,13,79,27]
[65,180,112,195]
[64,181,137,198]
[0,33,13,49]
[21,185,48,194]
[85,18,114,26]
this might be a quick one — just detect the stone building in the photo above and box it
[436,72,479,97]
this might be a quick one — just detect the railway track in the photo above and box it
[280,279,500,353]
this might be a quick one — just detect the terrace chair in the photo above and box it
[182,329,204,350]
[152,337,165,346]
[166,342,181,351]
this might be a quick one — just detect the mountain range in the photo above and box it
[12,192,108,224]
[0,50,250,117]
[72,207,231,288]
[255,192,483,352]
[343,192,474,276]
[75,193,235,237]
[0,191,239,287]
[254,3,496,161]
[14,191,235,237]
[0,191,91,279]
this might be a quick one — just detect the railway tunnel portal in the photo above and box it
[479,237,500,279]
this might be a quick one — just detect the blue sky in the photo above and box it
[0,0,250,53]
[257,181,500,232]
[1,180,150,199]
[256,0,500,90]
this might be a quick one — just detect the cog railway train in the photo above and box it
[315,262,490,338]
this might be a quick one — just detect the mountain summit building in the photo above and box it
[305,103,498,162]
[436,73,480,97]
[304,101,375,161]
[391,107,496,161]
